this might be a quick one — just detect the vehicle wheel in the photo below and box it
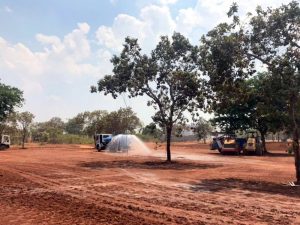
[96,144,100,151]
[0,144,8,150]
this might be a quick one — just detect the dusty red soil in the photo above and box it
[0,142,299,225]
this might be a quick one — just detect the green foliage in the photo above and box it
[48,134,93,145]
[84,110,109,136]
[65,112,87,135]
[65,108,140,136]
[211,72,287,133]
[102,107,141,135]
[0,82,24,122]
[31,117,65,143]
[0,112,18,136]
[135,133,158,142]
[193,118,213,143]
[141,122,163,140]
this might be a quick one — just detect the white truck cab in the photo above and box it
[0,135,10,149]
[94,134,112,151]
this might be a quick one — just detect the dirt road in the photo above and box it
[0,142,299,224]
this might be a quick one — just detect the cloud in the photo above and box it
[96,5,175,53]
[191,0,293,31]
[0,22,102,82]
[159,0,178,5]
[175,7,203,36]
[4,6,12,13]
[0,37,45,76]
[48,95,61,102]
[21,79,43,97]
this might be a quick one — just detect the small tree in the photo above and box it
[142,122,163,139]
[92,33,204,161]
[84,110,108,136]
[17,111,34,148]
[102,108,141,135]
[65,112,88,135]
[193,118,212,143]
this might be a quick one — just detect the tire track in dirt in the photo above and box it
[7,163,283,225]
[0,165,215,224]
[0,149,298,225]
[2,164,293,225]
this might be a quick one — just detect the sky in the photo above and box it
[0,0,292,125]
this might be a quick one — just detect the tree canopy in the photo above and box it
[65,108,141,136]
[0,82,24,122]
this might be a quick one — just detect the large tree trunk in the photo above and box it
[166,126,172,162]
[261,132,267,154]
[293,127,300,184]
[290,96,300,184]
[22,133,25,149]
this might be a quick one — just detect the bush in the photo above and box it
[57,134,93,144]
[37,134,94,145]
[135,133,161,142]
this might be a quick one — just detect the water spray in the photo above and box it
[105,93,152,156]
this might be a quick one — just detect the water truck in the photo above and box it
[210,136,224,152]
[94,134,112,151]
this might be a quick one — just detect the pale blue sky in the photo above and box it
[0,0,291,124]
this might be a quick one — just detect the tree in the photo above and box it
[0,82,24,122]
[142,122,163,139]
[65,112,88,135]
[31,117,65,143]
[0,112,19,143]
[246,1,300,183]
[102,108,141,135]
[201,1,300,183]
[193,118,213,143]
[17,112,34,148]
[92,33,204,161]
[84,110,108,136]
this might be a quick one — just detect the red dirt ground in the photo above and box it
[0,142,299,225]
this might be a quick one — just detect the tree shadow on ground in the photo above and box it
[265,152,293,157]
[207,151,293,157]
[190,178,300,198]
[80,160,221,170]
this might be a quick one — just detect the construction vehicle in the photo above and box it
[94,134,112,151]
[210,130,264,156]
[210,136,224,151]
[244,131,263,155]
[219,134,246,155]
[0,135,10,150]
